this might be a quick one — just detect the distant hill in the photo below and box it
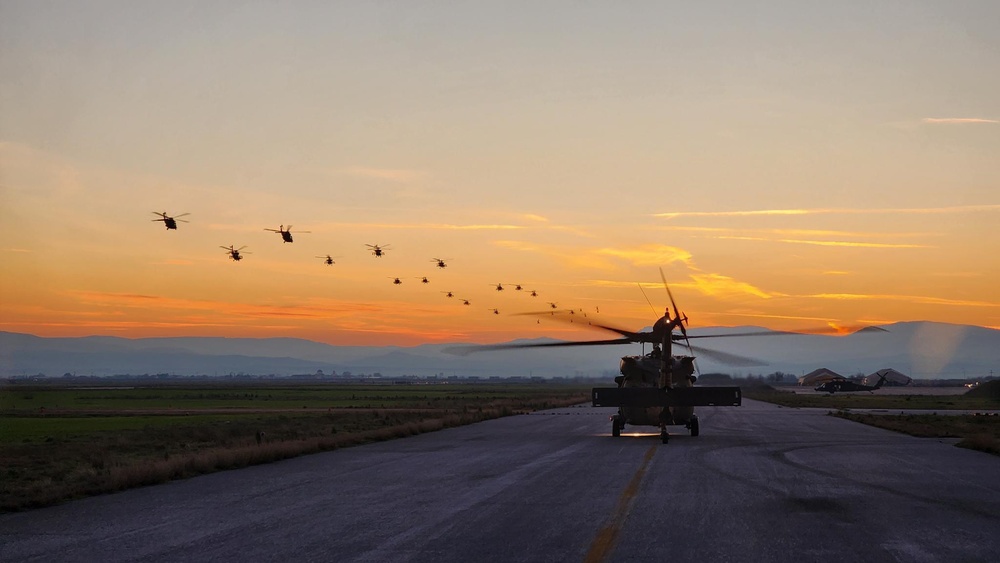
[1,321,997,379]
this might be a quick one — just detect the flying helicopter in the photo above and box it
[367,244,391,257]
[816,373,887,394]
[490,308,500,315]
[416,276,430,284]
[529,290,539,297]
[221,245,249,261]
[390,277,403,285]
[431,258,450,269]
[493,283,505,292]
[152,211,189,230]
[265,225,309,243]
[316,255,337,265]
[460,299,471,305]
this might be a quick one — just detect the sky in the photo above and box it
[1,1,998,347]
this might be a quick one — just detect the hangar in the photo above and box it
[862,368,912,387]
[797,368,845,386]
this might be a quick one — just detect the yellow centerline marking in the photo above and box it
[584,444,657,563]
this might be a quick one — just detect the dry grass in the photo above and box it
[1,389,588,512]
[831,411,1000,456]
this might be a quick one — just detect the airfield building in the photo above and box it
[797,368,844,386]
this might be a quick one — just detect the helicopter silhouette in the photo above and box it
[449,269,774,443]
[152,211,189,230]
[316,255,337,265]
[816,373,888,394]
[367,244,391,257]
[431,258,450,269]
[390,277,402,285]
[490,308,499,315]
[416,277,430,284]
[265,225,309,243]
[460,299,471,305]
[529,290,539,297]
[220,245,249,261]
[493,283,505,292]
[442,291,455,298]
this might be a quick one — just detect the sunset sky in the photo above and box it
[2,1,998,346]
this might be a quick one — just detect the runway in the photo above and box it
[2,399,998,562]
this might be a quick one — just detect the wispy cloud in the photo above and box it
[811,293,999,308]
[494,242,693,270]
[522,214,549,222]
[922,117,998,124]
[71,291,384,318]
[595,245,694,267]
[653,205,1000,220]
[337,167,426,182]
[680,274,780,299]
[715,236,931,249]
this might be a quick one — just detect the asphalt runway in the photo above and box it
[3,399,999,562]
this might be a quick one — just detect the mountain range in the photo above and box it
[1,321,996,380]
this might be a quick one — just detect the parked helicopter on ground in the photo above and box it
[265,225,308,243]
[816,373,887,394]
[152,211,189,230]
[451,270,756,444]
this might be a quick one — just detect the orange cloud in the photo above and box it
[811,293,1000,308]
[654,205,999,219]
[922,117,998,124]
[715,236,931,249]
[682,274,778,299]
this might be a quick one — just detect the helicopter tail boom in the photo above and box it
[592,386,742,408]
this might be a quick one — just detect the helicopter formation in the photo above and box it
[150,211,547,315]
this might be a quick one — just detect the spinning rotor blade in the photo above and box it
[683,344,768,367]
[512,311,647,341]
[684,325,887,340]
[444,338,634,356]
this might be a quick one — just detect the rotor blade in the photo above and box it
[511,312,648,340]
[684,325,887,339]
[174,213,190,218]
[444,338,635,356]
[684,344,768,367]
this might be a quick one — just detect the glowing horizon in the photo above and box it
[2,3,998,346]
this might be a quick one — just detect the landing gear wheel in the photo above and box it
[611,416,622,437]
[660,430,670,444]
[689,416,700,437]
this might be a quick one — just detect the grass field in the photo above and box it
[741,383,1000,456]
[0,383,590,512]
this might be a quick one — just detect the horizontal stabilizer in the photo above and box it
[592,386,742,407]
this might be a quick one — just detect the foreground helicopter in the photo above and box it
[452,270,756,444]
[816,373,887,394]
[152,211,189,230]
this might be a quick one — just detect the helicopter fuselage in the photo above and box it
[616,352,697,427]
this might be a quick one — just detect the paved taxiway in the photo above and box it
[2,399,998,562]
